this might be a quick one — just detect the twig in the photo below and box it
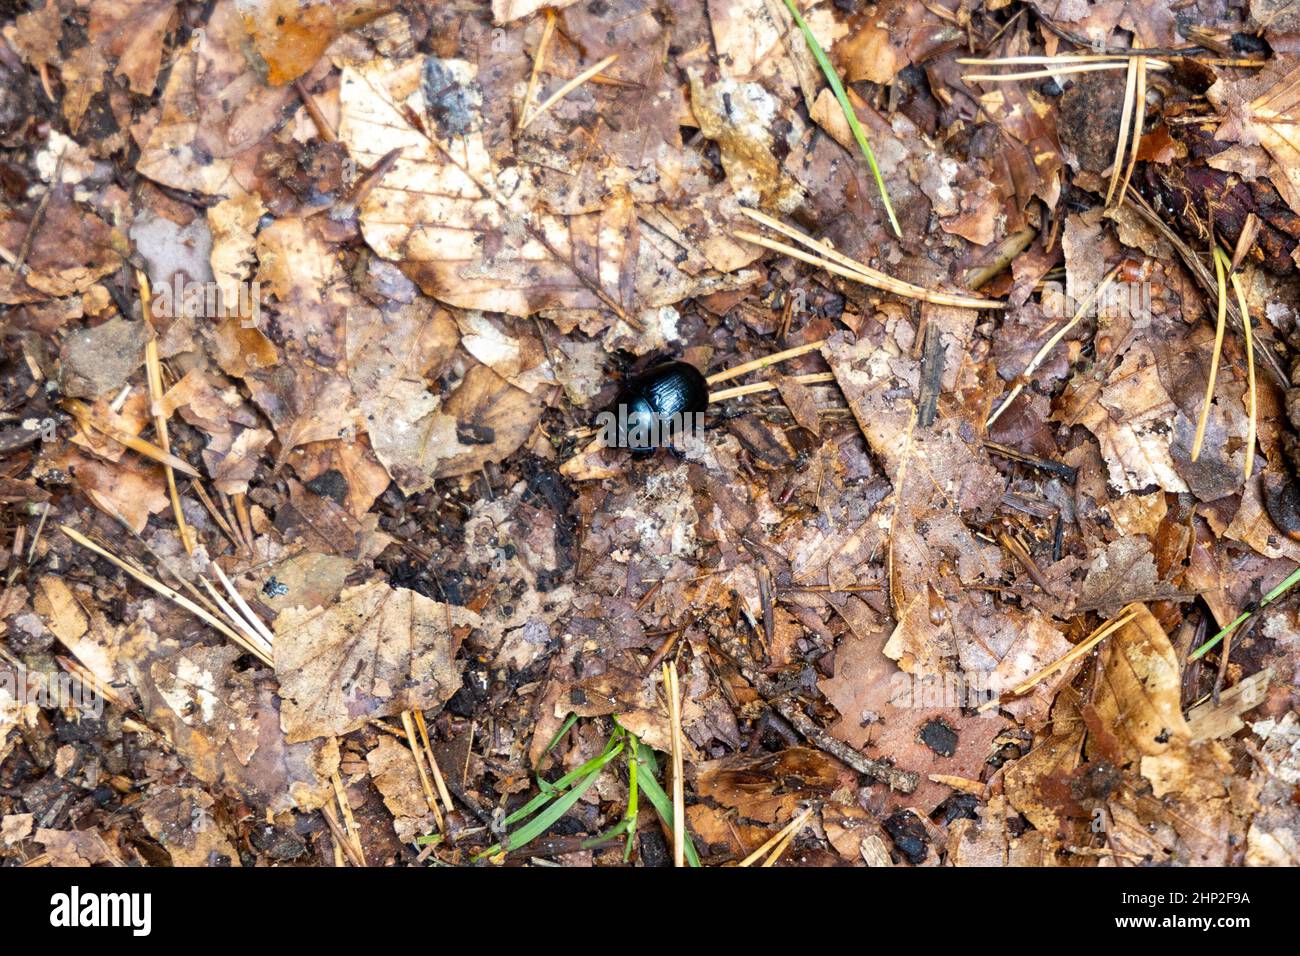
[712,638,918,792]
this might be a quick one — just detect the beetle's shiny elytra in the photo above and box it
[609,361,709,453]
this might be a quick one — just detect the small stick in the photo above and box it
[998,531,1052,593]
[26,501,51,564]
[294,77,337,143]
[522,54,617,131]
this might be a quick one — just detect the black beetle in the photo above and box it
[604,361,709,453]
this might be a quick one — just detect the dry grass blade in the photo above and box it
[735,212,1003,310]
[963,60,1166,82]
[706,339,827,385]
[1104,57,1139,208]
[1191,249,1229,461]
[978,606,1141,712]
[59,524,272,665]
[709,372,835,403]
[662,660,685,867]
[738,805,813,867]
[986,264,1121,428]
[64,399,200,477]
[522,54,617,131]
[1112,56,1147,208]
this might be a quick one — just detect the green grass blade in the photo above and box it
[634,741,700,867]
[1191,564,1300,660]
[477,766,604,861]
[504,738,624,828]
[781,0,901,237]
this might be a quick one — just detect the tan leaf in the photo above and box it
[274,580,479,742]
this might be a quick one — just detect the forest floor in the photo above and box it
[1,0,1299,867]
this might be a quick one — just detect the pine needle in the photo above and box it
[521,54,617,131]
[1191,248,1229,461]
[709,372,835,403]
[986,264,1121,427]
[978,605,1141,712]
[963,61,1165,82]
[779,0,900,237]
[736,209,1003,309]
[1103,58,1139,209]
[706,338,827,385]
[1215,249,1258,479]
[1112,56,1147,209]
[738,805,813,867]
[662,660,686,867]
